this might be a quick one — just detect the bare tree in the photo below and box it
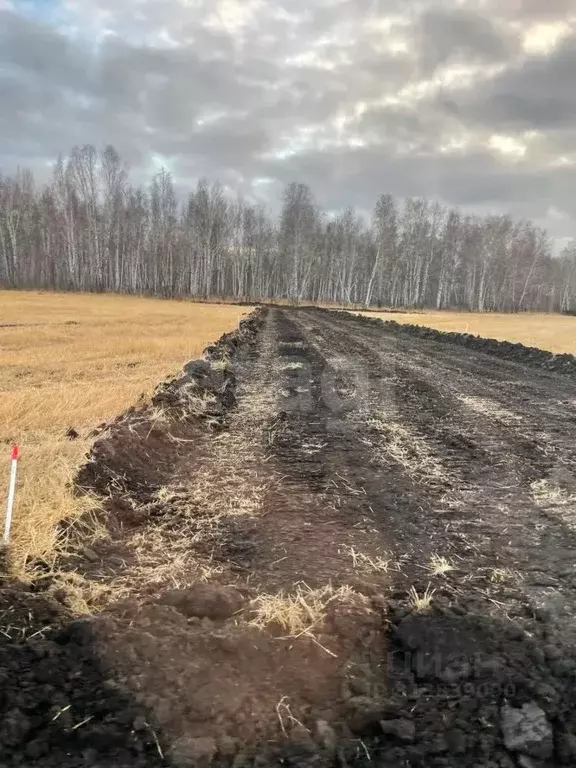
[279,182,320,301]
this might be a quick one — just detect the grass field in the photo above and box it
[0,291,251,573]
[355,310,576,354]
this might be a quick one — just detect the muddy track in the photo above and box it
[338,310,576,377]
[2,307,576,767]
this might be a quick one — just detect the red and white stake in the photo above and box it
[3,445,19,545]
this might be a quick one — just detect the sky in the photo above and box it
[1,0,576,251]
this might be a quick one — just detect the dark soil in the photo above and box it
[334,309,576,376]
[2,308,576,767]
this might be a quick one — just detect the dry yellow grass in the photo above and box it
[0,290,251,573]
[355,311,576,354]
[250,583,366,638]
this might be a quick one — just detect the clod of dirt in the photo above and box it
[315,720,337,752]
[500,702,553,759]
[393,613,485,676]
[0,708,32,747]
[183,360,212,378]
[216,735,237,757]
[379,718,416,743]
[161,584,245,620]
[557,732,576,761]
[347,695,391,734]
[82,547,99,562]
[169,735,217,767]
[517,756,542,768]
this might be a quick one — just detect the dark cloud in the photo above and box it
[0,10,92,93]
[0,11,95,160]
[417,6,519,72]
[357,103,459,153]
[438,32,576,130]
[159,118,272,171]
[252,144,576,243]
[507,0,576,20]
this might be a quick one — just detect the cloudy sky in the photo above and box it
[1,0,575,249]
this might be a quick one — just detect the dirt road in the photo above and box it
[2,307,576,767]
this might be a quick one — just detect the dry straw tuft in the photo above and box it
[250,582,366,638]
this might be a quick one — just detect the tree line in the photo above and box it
[1,144,575,311]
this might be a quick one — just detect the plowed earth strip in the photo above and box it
[2,307,576,768]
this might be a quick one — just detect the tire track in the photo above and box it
[291,309,576,636]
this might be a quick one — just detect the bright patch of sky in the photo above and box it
[488,134,527,159]
[13,0,66,23]
[522,21,573,55]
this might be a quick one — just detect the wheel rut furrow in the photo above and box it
[306,310,564,487]
[294,309,576,627]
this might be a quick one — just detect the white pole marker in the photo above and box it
[4,445,19,545]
